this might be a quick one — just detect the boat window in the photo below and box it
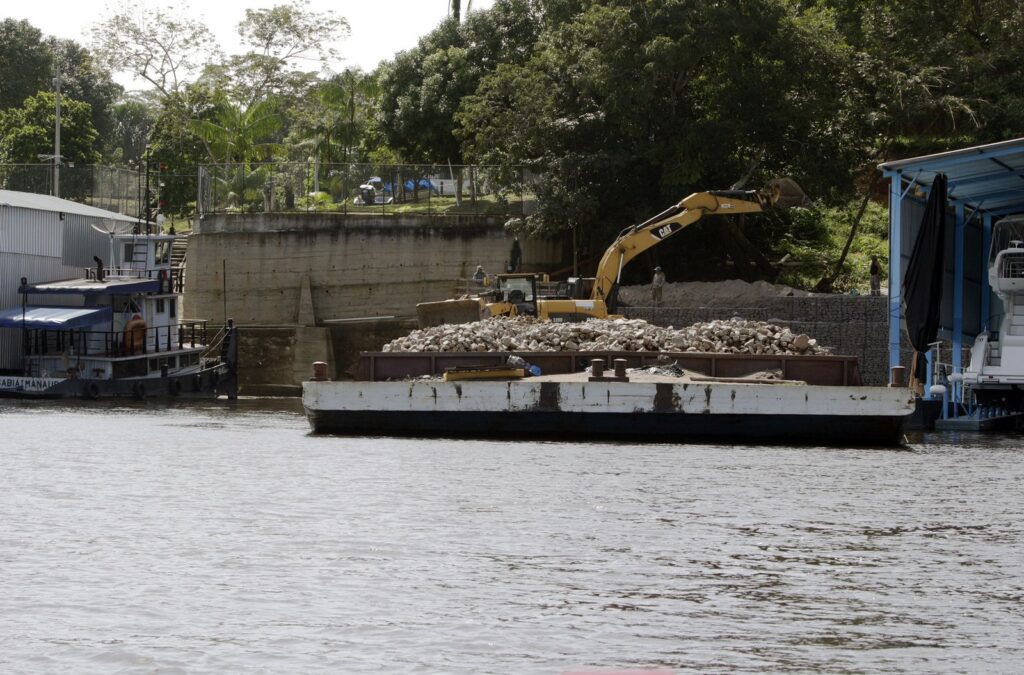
[169,299,177,318]
[156,298,165,314]
[155,241,172,264]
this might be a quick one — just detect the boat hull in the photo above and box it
[303,379,914,446]
[0,366,233,400]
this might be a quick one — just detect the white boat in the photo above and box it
[0,233,236,399]
[963,215,1024,410]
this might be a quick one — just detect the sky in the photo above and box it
[5,0,495,89]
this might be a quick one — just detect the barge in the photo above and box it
[303,352,914,445]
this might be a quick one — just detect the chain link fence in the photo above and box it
[0,164,142,218]
[198,163,537,217]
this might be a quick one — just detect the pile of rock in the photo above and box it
[382,317,828,355]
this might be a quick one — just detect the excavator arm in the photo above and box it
[591,179,806,308]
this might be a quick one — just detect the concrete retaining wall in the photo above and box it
[197,213,561,393]
[188,213,563,325]
[624,295,892,386]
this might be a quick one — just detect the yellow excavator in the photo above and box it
[416,178,808,327]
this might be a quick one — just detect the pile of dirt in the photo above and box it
[620,279,815,307]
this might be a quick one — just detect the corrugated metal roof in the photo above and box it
[878,137,1024,217]
[0,190,140,223]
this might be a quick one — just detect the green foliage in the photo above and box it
[775,201,889,292]
[0,19,54,111]
[0,91,100,165]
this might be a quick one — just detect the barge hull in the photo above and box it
[305,409,906,446]
[304,379,914,446]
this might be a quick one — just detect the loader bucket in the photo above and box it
[767,177,811,208]
[416,298,483,328]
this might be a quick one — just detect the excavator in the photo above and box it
[416,178,808,327]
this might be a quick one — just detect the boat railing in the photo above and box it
[83,266,179,289]
[22,320,211,359]
[999,252,1024,279]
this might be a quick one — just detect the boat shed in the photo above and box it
[879,137,1024,396]
[0,190,139,370]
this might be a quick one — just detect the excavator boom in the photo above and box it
[591,178,807,309]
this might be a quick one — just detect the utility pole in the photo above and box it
[39,75,65,197]
[144,145,152,234]
[53,74,61,198]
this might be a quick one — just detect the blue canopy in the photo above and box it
[0,306,112,330]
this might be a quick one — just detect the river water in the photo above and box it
[1,399,1021,674]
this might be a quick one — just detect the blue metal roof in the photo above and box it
[0,306,112,330]
[879,137,1024,217]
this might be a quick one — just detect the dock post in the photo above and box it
[613,359,627,380]
[889,365,905,388]
[312,361,329,381]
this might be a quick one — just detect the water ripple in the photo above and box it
[1,400,1022,673]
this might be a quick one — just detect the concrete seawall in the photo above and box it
[188,213,562,393]
[188,213,562,325]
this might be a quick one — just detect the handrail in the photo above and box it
[22,320,210,358]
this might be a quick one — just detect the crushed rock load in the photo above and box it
[382,317,828,355]
[620,279,815,307]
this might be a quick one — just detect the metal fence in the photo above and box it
[198,163,536,217]
[0,164,142,218]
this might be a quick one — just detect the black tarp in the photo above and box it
[903,173,947,354]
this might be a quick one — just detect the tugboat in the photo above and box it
[962,215,1024,409]
[0,232,236,399]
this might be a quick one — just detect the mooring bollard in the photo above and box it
[312,361,328,381]
[614,358,627,379]
[889,365,905,388]
[591,358,605,378]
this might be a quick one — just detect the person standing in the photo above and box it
[651,266,666,306]
[510,238,522,272]
[870,256,882,296]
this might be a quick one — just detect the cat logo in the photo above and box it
[652,223,678,240]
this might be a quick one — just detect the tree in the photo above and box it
[288,69,376,165]
[91,6,222,98]
[108,98,156,164]
[375,0,542,164]
[0,19,53,111]
[0,92,100,165]
[47,37,123,158]
[457,0,860,283]
[190,96,283,164]
[219,0,349,106]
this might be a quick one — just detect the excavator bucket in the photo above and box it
[767,177,811,208]
[416,298,483,328]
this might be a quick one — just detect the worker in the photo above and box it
[472,265,487,283]
[651,266,666,306]
[870,256,881,296]
[510,238,522,272]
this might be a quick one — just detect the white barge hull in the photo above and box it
[303,380,915,446]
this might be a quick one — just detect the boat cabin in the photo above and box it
[0,234,215,382]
